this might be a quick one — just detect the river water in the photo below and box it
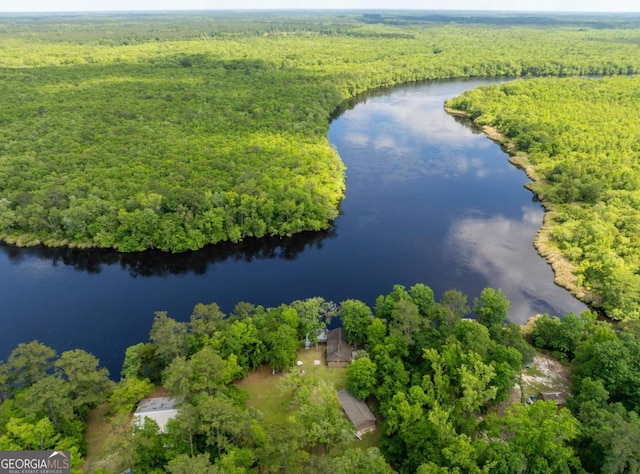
[0,78,586,376]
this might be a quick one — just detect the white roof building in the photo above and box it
[133,397,178,433]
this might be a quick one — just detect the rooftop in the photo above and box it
[337,388,376,429]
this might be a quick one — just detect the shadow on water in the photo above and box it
[0,226,336,277]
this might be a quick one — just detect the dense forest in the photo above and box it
[2,12,640,251]
[2,284,639,472]
[445,76,640,320]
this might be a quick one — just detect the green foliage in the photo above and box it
[2,13,640,251]
[0,340,110,467]
[1,341,57,392]
[109,377,154,415]
[309,447,393,473]
[54,349,113,420]
[473,287,510,330]
[290,379,353,454]
[149,311,189,366]
[346,356,377,400]
[571,326,640,410]
[483,401,581,473]
[447,76,640,319]
[530,311,597,360]
[121,342,163,382]
[166,453,216,474]
[339,299,374,347]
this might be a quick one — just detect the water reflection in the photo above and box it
[447,206,587,323]
[338,92,497,184]
[0,78,587,377]
[0,227,336,277]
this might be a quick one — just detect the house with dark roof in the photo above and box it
[538,391,566,407]
[326,328,354,367]
[337,388,377,436]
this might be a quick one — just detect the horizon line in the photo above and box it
[2,9,640,15]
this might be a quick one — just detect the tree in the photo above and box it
[109,377,154,415]
[228,302,256,322]
[167,454,216,474]
[595,407,640,474]
[131,417,168,471]
[457,353,497,416]
[216,319,264,371]
[309,447,393,474]
[346,356,377,400]
[150,311,188,366]
[0,417,60,450]
[410,283,436,318]
[292,297,336,344]
[473,288,510,329]
[163,356,194,397]
[196,393,255,456]
[255,418,309,474]
[189,303,225,342]
[339,299,373,347]
[264,325,299,372]
[294,380,353,454]
[166,403,201,458]
[572,326,640,408]
[388,299,425,346]
[121,342,163,382]
[19,376,74,432]
[54,349,113,421]
[3,341,57,390]
[453,320,493,357]
[375,284,411,320]
[439,289,469,324]
[367,318,387,348]
[190,346,238,396]
[484,401,580,473]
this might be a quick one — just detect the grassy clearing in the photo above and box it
[237,347,381,451]
[83,386,167,472]
[237,346,348,426]
[82,403,111,473]
[520,353,571,401]
[497,351,571,415]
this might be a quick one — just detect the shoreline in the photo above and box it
[445,107,602,313]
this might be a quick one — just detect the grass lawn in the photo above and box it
[237,346,381,451]
[236,346,348,427]
[82,386,168,472]
[82,403,111,473]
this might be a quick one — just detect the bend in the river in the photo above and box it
[0,78,586,377]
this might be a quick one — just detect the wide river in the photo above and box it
[0,78,586,377]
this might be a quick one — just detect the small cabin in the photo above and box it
[304,328,328,349]
[337,388,377,436]
[326,328,354,367]
[538,391,566,407]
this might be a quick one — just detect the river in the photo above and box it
[0,78,586,377]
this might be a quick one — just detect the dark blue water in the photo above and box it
[0,78,586,377]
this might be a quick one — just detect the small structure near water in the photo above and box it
[133,397,178,433]
[538,391,566,407]
[305,328,328,349]
[326,328,354,367]
[337,388,377,436]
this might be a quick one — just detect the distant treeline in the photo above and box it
[1,12,640,252]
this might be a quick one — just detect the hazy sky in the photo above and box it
[2,1,639,13]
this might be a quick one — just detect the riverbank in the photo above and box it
[445,107,601,313]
